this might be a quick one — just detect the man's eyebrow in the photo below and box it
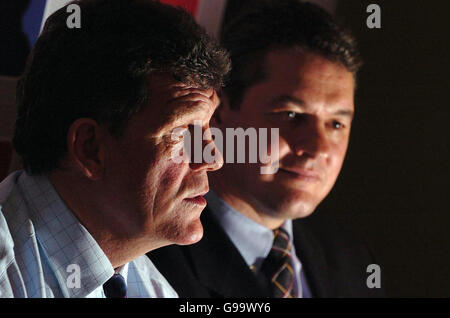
[333,109,354,119]
[270,95,354,119]
[161,95,218,130]
[167,103,207,124]
[270,95,305,107]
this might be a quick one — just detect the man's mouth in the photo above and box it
[184,196,207,206]
[184,188,209,206]
[278,168,321,182]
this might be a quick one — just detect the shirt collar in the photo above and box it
[205,190,294,271]
[18,172,114,297]
[115,263,129,279]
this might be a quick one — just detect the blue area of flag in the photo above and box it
[22,0,47,47]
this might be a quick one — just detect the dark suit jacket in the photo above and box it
[148,206,385,298]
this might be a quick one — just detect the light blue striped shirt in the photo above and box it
[0,171,178,298]
[206,190,312,298]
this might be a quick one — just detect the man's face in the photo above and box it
[215,49,355,221]
[102,75,221,247]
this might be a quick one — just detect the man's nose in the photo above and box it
[290,121,330,159]
[189,134,224,172]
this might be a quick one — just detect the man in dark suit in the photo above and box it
[148,0,384,298]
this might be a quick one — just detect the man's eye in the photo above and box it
[278,111,301,121]
[169,127,188,144]
[287,111,297,119]
[268,111,305,124]
[331,120,344,130]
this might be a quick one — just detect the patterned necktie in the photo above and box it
[103,273,127,298]
[261,228,297,298]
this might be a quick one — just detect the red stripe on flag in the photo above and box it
[160,0,200,17]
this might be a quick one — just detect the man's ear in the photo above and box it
[212,89,234,126]
[66,118,106,180]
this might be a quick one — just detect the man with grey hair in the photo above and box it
[0,0,229,297]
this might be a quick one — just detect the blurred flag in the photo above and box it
[29,0,337,45]
[38,0,227,39]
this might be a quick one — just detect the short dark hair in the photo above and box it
[221,0,362,109]
[13,0,230,175]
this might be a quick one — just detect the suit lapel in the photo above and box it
[292,219,330,298]
[185,206,331,298]
[186,207,270,297]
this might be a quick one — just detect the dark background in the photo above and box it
[316,0,449,297]
[1,0,449,297]
[0,0,32,76]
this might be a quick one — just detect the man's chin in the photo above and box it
[267,194,319,220]
[290,207,316,219]
[175,219,204,246]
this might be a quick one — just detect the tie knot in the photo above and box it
[263,227,292,272]
[260,227,297,298]
[103,273,127,298]
[272,227,291,253]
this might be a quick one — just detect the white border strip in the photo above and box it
[40,0,71,33]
